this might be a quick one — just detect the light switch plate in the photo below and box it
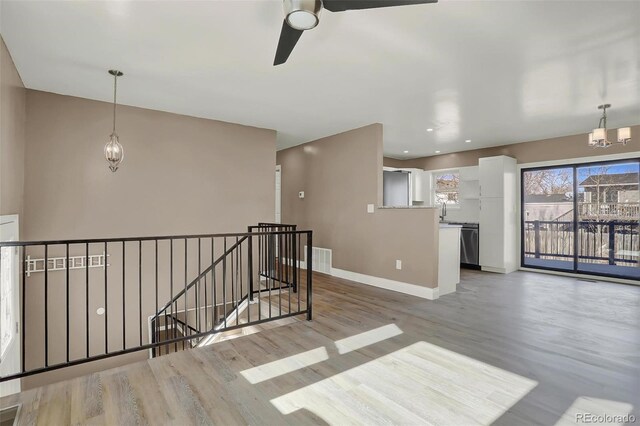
[298,191,305,199]
[367,204,375,213]
[396,260,402,270]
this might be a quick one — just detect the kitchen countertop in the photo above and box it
[439,224,463,228]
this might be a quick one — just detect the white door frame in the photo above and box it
[0,214,21,396]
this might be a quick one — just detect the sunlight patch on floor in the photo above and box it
[554,397,634,426]
[334,324,403,355]
[270,341,538,425]
[240,346,329,384]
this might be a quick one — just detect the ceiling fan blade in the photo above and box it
[322,0,437,12]
[274,20,304,66]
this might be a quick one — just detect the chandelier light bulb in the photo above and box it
[592,127,606,142]
[104,132,124,172]
[617,127,631,144]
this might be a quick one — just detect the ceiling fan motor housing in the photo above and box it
[284,0,322,30]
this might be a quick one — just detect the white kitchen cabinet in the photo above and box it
[421,171,433,205]
[459,180,480,199]
[459,166,479,182]
[438,224,461,296]
[409,169,425,203]
[479,155,517,274]
[479,157,512,198]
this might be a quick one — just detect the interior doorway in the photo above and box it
[0,215,21,396]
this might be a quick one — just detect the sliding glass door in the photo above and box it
[521,159,639,280]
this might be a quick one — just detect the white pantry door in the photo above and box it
[0,215,21,396]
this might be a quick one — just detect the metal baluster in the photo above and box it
[66,243,70,363]
[122,241,126,350]
[104,242,108,354]
[236,237,242,321]
[198,238,201,334]
[258,231,262,321]
[85,243,89,358]
[298,233,301,313]
[155,240,159,355]
[247,231,252,323]
[170,240,176,352]
[306,232,313,320]
[44,244,49,366]
[139,241,142,347]
[212,238,216,329]
[236,236,240,326]
[184,238,187,350]
[231,238,235,325]
[22,246,26,373]
[288,232,292,315]
[278,231,282,317]
[223,237,227,329]
[268,231,272,319]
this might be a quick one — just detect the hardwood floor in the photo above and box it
[1,270,639,425]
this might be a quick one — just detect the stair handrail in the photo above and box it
[151,224,300,325]
[151,235,249,324]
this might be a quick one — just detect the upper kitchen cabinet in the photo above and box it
[409,168,426,203]
[479,156,517,198]
[459,166,479,182]
[459,166,480,200]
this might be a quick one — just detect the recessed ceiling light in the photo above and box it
[465,139,472,143]
[426,128,434,132]
[403,150,409,153]
[435,150,441,154]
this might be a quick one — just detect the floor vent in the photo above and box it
[306,246,332,274]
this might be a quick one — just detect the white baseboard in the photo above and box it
[331,268,439,300]
[481,266,508,274]
[282,257,439,300]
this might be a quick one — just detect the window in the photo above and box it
[521,158,640,280]
[433,171,460,205]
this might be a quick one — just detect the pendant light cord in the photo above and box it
[112,73,118,134]
[598,105,607,129]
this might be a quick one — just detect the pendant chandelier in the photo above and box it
[588,104,631,148]
[104,70,124,172]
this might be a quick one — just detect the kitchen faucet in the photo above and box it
[439,202,447,222]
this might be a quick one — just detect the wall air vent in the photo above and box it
[306,246,332,274]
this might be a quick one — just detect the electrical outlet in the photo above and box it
[396,260,402,270]
[298,191,305,199]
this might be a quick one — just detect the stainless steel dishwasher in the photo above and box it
[449,222,480,269]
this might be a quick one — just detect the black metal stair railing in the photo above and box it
[0,225,312,383]
[150,223,302,356]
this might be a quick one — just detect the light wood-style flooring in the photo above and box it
[1,270,639,425]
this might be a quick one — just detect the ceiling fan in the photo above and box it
[274,0,438,66]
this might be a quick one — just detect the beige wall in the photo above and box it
[0,37,26,226]
[19,90,276,389]
[384,125,640,170]
[277,124,439,288]
[24,90,276,240]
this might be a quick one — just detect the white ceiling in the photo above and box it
[1,1,639,158]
